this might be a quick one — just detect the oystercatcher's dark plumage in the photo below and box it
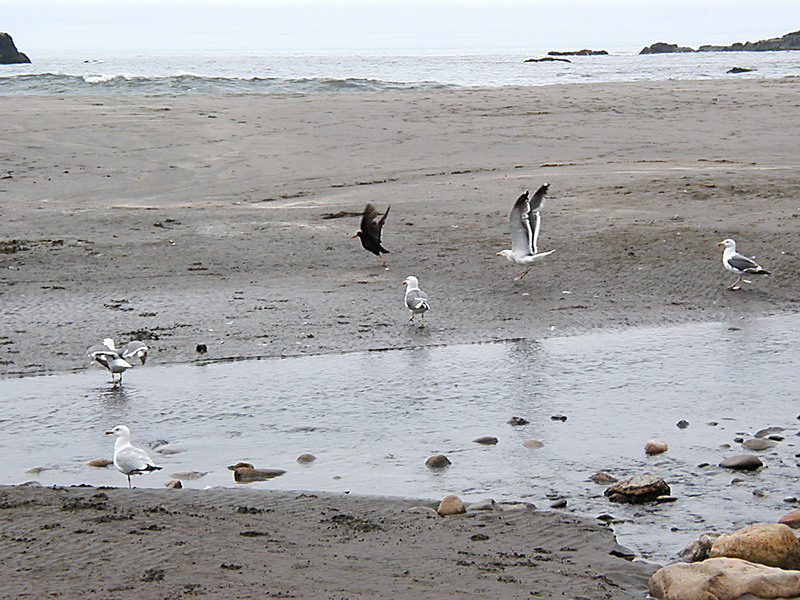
[352,203,390,266]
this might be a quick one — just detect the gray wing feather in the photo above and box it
[728,254,761,272]
[120,341,148,363]
[116,446,157,474]
[405,289,429,310]
[509,192,533,255]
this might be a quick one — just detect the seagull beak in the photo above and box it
[104,430,113,435]
[495,252,502,256]
[402,280,407,285]
[717,242,724,246]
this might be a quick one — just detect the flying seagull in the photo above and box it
[496,184,555,280]
[403,276,430,328]
[352,203,390,267]
[718,238,771,290]
[105,424,162,488]
[87,338,148,387]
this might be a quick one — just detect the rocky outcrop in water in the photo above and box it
[0,32,30,64]
[547,49,609,56]
[640,29,800,54]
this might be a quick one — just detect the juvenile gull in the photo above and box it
[496,184,555,281]
[717,238,771,290]
[352,203,390,267]
[87,338,148,387]
[105,424,162,488]
[403,276,430,328]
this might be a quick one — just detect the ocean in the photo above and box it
[1,48,798,94]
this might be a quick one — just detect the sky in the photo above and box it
[2,0,799,53]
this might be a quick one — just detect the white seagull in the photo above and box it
[717,238,771,290]
[496,183,555,280]
[105,424,162,488]
[403,276,430,328]
[87,338,148,387]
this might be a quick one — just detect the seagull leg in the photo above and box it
[513,268,531,281]
[418,314,425,329]
[127,474,132,489]
[727,277,743,290]
[408,314,415,324]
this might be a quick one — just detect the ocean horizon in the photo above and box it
[1,48,798,95]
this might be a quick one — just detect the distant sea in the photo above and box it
[1,49,799,94]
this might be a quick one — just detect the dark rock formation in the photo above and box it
[699,30,800,52]
[640,42,694,54]
[548,49,609,56]
[524,56,571,63]
[0,32,30,64]
[640,30,800,54]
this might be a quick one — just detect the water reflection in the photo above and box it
[1,313,799,564]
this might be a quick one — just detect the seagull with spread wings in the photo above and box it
[496,184,555,280]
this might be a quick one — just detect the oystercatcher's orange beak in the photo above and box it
[350,234,358,239]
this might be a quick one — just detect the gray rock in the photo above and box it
[742,438,777,450]
[640,42,695,54]
[233,467,286,483]
[604,472,671,504]
[719,454,763,471]
[678,532,719,562]
[755,426,785,438]
[466,498,498,512]
[0,33,30,64]
[676,420,690,429]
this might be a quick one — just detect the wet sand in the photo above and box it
[1,79,800,598]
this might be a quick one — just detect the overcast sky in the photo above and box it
[3,0,798,53]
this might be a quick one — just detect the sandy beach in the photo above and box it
[1,78,800,598]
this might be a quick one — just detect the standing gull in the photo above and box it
[87,338,149,387]
[718,238,771,290]
[105,424,162,488]
[352,203,390,267]
[496,184,555,280]
[403,276,430,328]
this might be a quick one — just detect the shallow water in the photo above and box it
[1,313,799,564]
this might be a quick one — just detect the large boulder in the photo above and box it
[649,557,800,600]
[709,523,800,570]
[0,32,30,64]
[604,472,670,503]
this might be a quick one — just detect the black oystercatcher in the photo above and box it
[352,203,390,266]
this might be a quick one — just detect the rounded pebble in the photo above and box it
[437,494,466,516]
[645,439,668,455]
[296,453,316,463]
[425,454,451,469]
[473,435,498,445]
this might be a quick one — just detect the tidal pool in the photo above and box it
[1,313,799,564]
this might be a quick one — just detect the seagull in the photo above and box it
[718,238,771,290]
[496,184,555,281]
[105,424,162,488]
[87,338,148,387]
[403,276,430,328]
[352,203,390,267]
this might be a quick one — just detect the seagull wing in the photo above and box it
[509,192,533,255]
[728,253,763,273]
[405,289,429,311]
[528,183,549,211]
[115,445,159,474]
[88,344,118,358]
[120,341,149,364]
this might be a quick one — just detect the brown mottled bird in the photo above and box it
[352,203,390,266]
